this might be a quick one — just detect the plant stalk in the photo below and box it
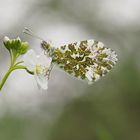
[0,67,13,91]
[0,65,33,91]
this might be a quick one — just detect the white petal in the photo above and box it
[22,49,38,71]
[37,52,52,67]
[16,37,21,41]
[35,74,48,90]
[3,36,10,43]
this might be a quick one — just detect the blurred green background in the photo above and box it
[0,0,140,140]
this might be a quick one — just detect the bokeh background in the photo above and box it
[0,0,140,140]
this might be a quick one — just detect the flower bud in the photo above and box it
[3,36,29,55]
[3,36,11,50]
[16,37,21,42]
[3,36,10,43]
[18,42,29,54]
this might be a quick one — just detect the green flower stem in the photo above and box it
[0,65,23,91]
[13,65,34,75]
[14,61,24,66]
[11,54,18,67]
[0,65,34,91]
[9,50,13,65]
[0,36,30,91]
[0,67,13,91]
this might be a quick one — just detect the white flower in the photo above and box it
[23,49,52,90]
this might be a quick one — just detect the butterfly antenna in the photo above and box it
[23,27,44,41]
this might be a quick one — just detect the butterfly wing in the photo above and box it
[52,40,118,83]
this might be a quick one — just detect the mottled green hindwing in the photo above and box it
[52,40,118,84]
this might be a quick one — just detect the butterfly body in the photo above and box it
[41,39,118,84]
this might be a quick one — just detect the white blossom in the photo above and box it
[23,49,52,90]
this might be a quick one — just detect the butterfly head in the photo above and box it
[41,40,54,56]
[23,27,54,56]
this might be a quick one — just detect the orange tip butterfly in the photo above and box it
[23,27,118,84]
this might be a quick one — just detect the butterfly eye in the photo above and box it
[41,41,52,51]
[41,41,48,50]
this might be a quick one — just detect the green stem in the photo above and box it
[14,61,24,66]
[9,50,13,65]
[0,65,34,91]
[0,51,17,91]
[0,67,13,91]
[13,65,34,75]
[11,55,18,67]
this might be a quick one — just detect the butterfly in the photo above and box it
[23,28,118,84]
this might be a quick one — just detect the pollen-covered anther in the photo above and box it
[36,65,49,76]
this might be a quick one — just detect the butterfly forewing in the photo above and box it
[52,40,118,83]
